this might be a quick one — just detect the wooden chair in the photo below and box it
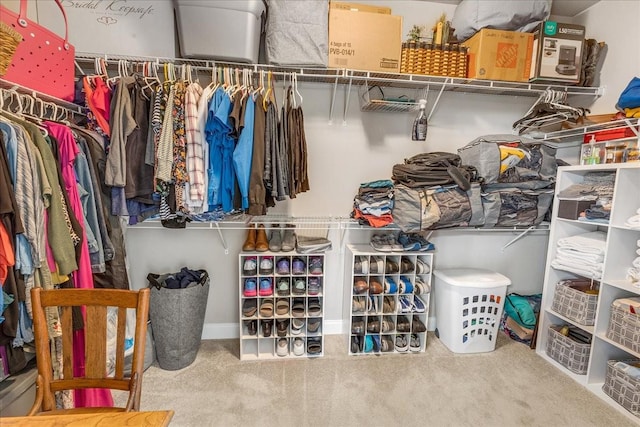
[28,287,150,415]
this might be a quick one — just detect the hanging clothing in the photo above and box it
[125,77,155,202]
[232,94,254,210]
[184,82,204,210]
[205,87,232,210]
[247,93,268,215]
[105,76,136,188]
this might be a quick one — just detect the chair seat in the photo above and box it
[36,407,128,415]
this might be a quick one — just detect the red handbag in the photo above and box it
[0,0,75,101]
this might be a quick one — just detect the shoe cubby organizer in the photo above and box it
[239,253,325,360]
[344,245,433,355]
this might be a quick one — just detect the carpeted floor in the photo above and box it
[118,334,637,427]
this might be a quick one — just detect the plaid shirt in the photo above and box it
[184,82,204,202]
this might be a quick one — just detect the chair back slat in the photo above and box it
[59,305,75,381]
[115,307,127,379]
[84,305,108,379]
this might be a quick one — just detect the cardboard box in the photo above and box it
[463,29,533,82]
[328,8,402,72]
[330,1,391,14]
[530,21,585,84]
[557,200,593,220]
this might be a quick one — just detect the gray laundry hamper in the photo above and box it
[147,269,210,370]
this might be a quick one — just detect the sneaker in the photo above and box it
[412,316,427,333]
[369,256,384,274]
[276,278,290,296]
[276,258,290,275]
[308,256,323,275]
[243,279,257,297]
[242,257,257,276]
[416,259,430,275]
[293,337,305,356]
[399,277,414,294]
[354,256,369,274]
[384,277,398,294]
[395,335,409,352]
[276,338,288,356]
[370,234,391,251]
[292,257,306,275]
[412,234,435,251]
[412,295,426,313]
[259,257,274,275]
[291,318,305,335]
[381,336,394,352]
[307,277,321,295]
[398,295,412,313]
[414,278,431,295]
[258,278,273,296]
[397,232,421,251]
[410,334,421,352]
[385,234,404,252]
[292,278,306,295]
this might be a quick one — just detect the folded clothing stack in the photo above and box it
[625,208,640,230]
[551,231,606,279]
[628,238,640,283]
[296,235,332,254]
[352,180,394,228]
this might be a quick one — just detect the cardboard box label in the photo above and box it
[330,1,391,14]
[530,21,585,83]
[463,29,533,82]
[496,42,519,69]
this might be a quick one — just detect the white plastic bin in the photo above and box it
[434,268,511,353]
[174,0,265,62]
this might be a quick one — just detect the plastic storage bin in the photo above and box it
[602,360,640,418]
[174,0,265,62]
[433,268,511,353]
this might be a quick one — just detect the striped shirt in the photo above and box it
[185,82,204,202]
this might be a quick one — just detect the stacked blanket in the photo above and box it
[551,231,606,279]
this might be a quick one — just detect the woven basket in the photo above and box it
[400,42,468,78]
[0,21,22,76]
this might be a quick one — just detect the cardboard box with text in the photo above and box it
[463,29,533,82]
[529,21,585,84]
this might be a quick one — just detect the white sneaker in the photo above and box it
[276,338,288,357]
[293,338,305,356]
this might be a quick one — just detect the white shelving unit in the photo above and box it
[536,163,640,422]
[344,245,433,355]
[239,252,325,360]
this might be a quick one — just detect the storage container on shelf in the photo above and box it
[433,268,511,354]
[174,0,265,63]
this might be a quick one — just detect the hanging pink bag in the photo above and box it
[0,0,75,101]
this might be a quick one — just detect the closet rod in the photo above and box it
[0,78,86,115]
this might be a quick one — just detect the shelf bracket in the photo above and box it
[212,222,229,255]
[427,79,449,122]
[501,226,536,252]
[328,74,340,125]
[343,75,354,125]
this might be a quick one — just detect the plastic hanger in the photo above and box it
[293,72,303,108]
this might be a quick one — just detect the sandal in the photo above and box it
[307,337,322,355]
[276,298,289,316]
[242,299,257,317]
[307,318,321,333]
[259,299,274,317]
[292,298,305,317]
[291,318,305,335]
[307,298,322,316]
[276,319,289,337]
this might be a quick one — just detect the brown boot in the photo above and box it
[255,224,269,252]
[243,224,256,251]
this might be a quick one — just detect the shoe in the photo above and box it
[354,278,368,294]
[259,278,273,296]
[395,335,409,352]
[400,257,415,273]
[412,316,427,333]
[242,257,257,275]
[412,234,435,251]
[367,318,380,333]
[412,295,426,313]
[354,256,369,274]
[259,256,274,275]
[281,224,296,252]
[259,299,274,317]
[372,335,381,352]
[399,277,414,294]
[398,295,412,313]
[242,224,257,251]
[255,224,269,252]
[292,298,305,317]
[307,277,321,296]
[383,296,396,313]
[369,256,384,274]
[293,337,305,356]
[369,279,383,294]
[351,319,365,334]
[276,258,290,275]
[291,318,305,335]
[381,336,394,352]
[352,296,366,313]
[276,338,288,357]
[307,337,322,355]
[351,335,361,353]
[276,298,289,316]
[276,319,289,337]
[416,259,430,274]
[414,278,431,295]
[292,257,306,275]
[385,259,399,274]
[307,318,321,333]
[308,257,323,275]
[269,225,282,252]
[410,334,421,352]
[367,296,380,314]
[370,234,391,251]
[364,335,374,353]
[382,316,395,333]
[307,298,322,316]
[398,232,421,251]
[276,278,290,296]
[242,299,257,317]
[243,279,257,297]
[292,277,306,295]
[385,234,404,252]
[261,320,273,337]
[396,316,411,332]
[384,277,398,294]
[245,319,257,336]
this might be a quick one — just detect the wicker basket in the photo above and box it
[400,42,468,78]
[546,325,591,375]
[602,360,640,418]
[0,21,22,76]
[551,279,599,326]
[606,299,640,353]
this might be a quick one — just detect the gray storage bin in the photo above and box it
[602,360,640,418]
[546,325,590,375]
[148,270,210,370]
[551,280,599,326]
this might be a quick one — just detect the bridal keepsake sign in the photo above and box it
[37,0,176,57]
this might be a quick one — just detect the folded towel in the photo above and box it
[556,247,604,263]
[551,260,603,279]
[633,257,640,269]
[555,256,604,273]
[637,249,640,256]
[557,231,606,255]
[628,267,640,283]
[625,215,640,229]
